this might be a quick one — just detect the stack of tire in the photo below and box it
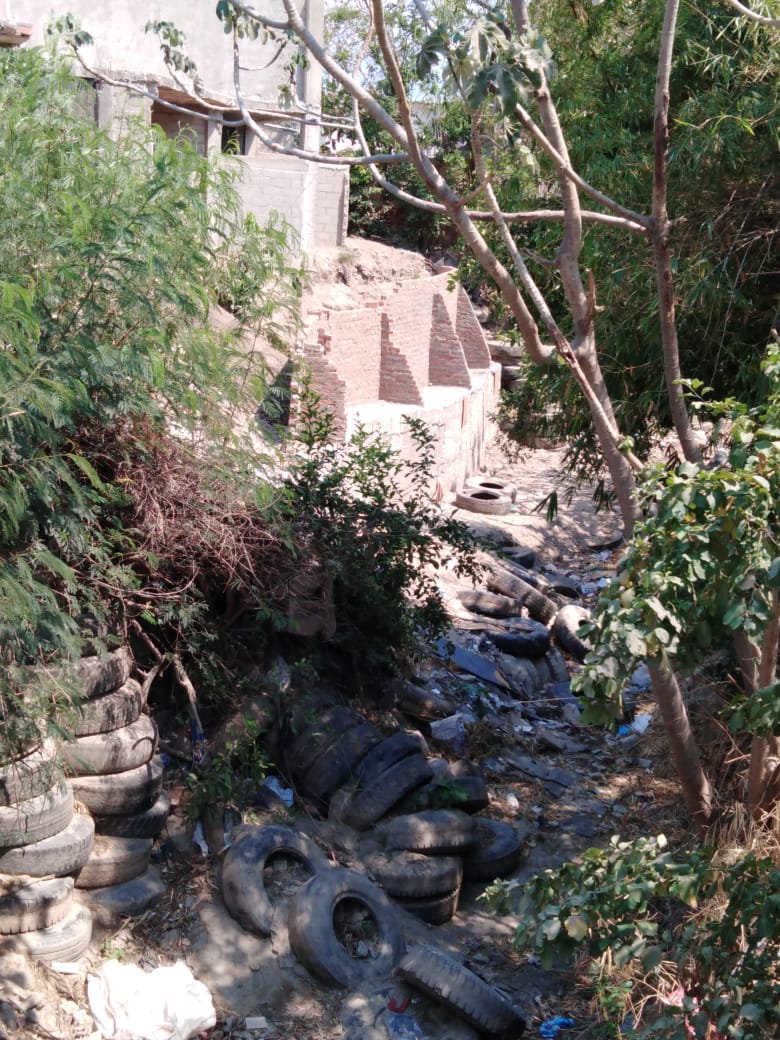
[0,740,93,962]
[61,649,169,927]
[361,809,525,925]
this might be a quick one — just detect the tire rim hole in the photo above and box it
[479,482,504,490]
[332,897,379,960]
[471,491,500,500]
[262,852,313,900]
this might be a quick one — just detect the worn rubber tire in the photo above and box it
[0,812,94,878]
[398,945,526,1040]
[9,901,92,963]
[288,867,406,988]
[464,477,517,503]
[462,818,526,882]
[363,850,462,900]
[72,679,144,737]
[62,715,157,776]
[94,792,171,839]
[71,648,132,699]
[552,605,591,662]
[221,825,331,937]
[377,810,479,856]
[77,864,166,928]
[488,620,551,659]
[0,740,60,808]
[287,706,366,782]
[397,886,460,926]
[75,835,152,889]
[457,590,514,619]
[70,755,163,816]
[545,648,570,684]
[329,754,434,831]
[299,721,384,804]
[0,782,74,848]
[0,875,74,935]
[351,732,428,789]
[454,488,512,516]
[532,655,554,687]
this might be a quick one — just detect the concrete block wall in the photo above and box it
[299,271,500,491]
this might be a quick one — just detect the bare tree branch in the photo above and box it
[721,0,780,26]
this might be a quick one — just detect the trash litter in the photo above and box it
[430,715,467,756]
[88,959,216,1040]
[539,1016,575,1038]
[387,1012,425,1038]
[192,820,209,857]
[190,718,206,765]
[263,775,294,808]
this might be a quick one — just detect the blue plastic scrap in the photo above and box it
[539,1016,575,1038]
[386,1012,425,1038]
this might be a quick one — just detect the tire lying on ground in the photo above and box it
[398,945,526,1040]
[463,476,517,502]
[376,809,479,856]
[94,792,171,840]
[488,620,551,659]
[8,902,92,963]
[74,835,153,889]
[299,720,384,805]
[461,818,526,882]
[62,714,157,776]
[70,755,163,816]
[402,774,489,815]
[396,887,460,926]
[72,679,145,737]
[329,754,433,831]
[552,604,591,662]
[0,740,60,808]
[288,867,406,988]
[0,782,74,848]
[0,875,74,935]
[285,706,366,784]
[363,849,463,901]
[0,812,94,878]
[77,864,166,928]
[221,825,331,937]
[351,732,428,789]
[454,488,512,516]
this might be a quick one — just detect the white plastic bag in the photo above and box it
[88,959,216,1040]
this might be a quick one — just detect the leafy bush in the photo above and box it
[0,46,301,758]
[283,380,481,671]
[484,837,779,1039]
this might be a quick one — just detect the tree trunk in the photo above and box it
[747,593,780,816]
[652,0,701,464]
[649,660,713,831]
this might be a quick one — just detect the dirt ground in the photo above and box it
[0,436,687,1040]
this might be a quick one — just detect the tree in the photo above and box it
[56,0,778,829]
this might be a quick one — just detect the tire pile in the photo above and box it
[0,649,170,960]
[221,820,527,1039]
[454,477,516,517]
[63,649,169,927]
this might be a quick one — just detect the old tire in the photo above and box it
[94,792,171,839]
[0,782,74,848]
[546,648,570,684]
[454,489,512,516]
[0,875,74,935]
[9,902,92,963]
[0,812,94,878]
[70,755,163,816]
[363,850,462,900]
[299,721,384,804]
[488,620,551,659]
[221,825,331,937]
[351,732,428,789]
[72,679,144,737]
[398,945,526,1040]
[464,477,517,503]
[71,649,132,699]
[287,706,366,782]
[62,715,157,776]
[377,810,479,856]
[552,605,591,662]
[462,819,526,882]
[75,835,152,889]
[329,754,433,831]
[77,864,165,928]
[0,740,60,808]
[397,886,460,926]
[288,867,406,988]
[457,590,514,620]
